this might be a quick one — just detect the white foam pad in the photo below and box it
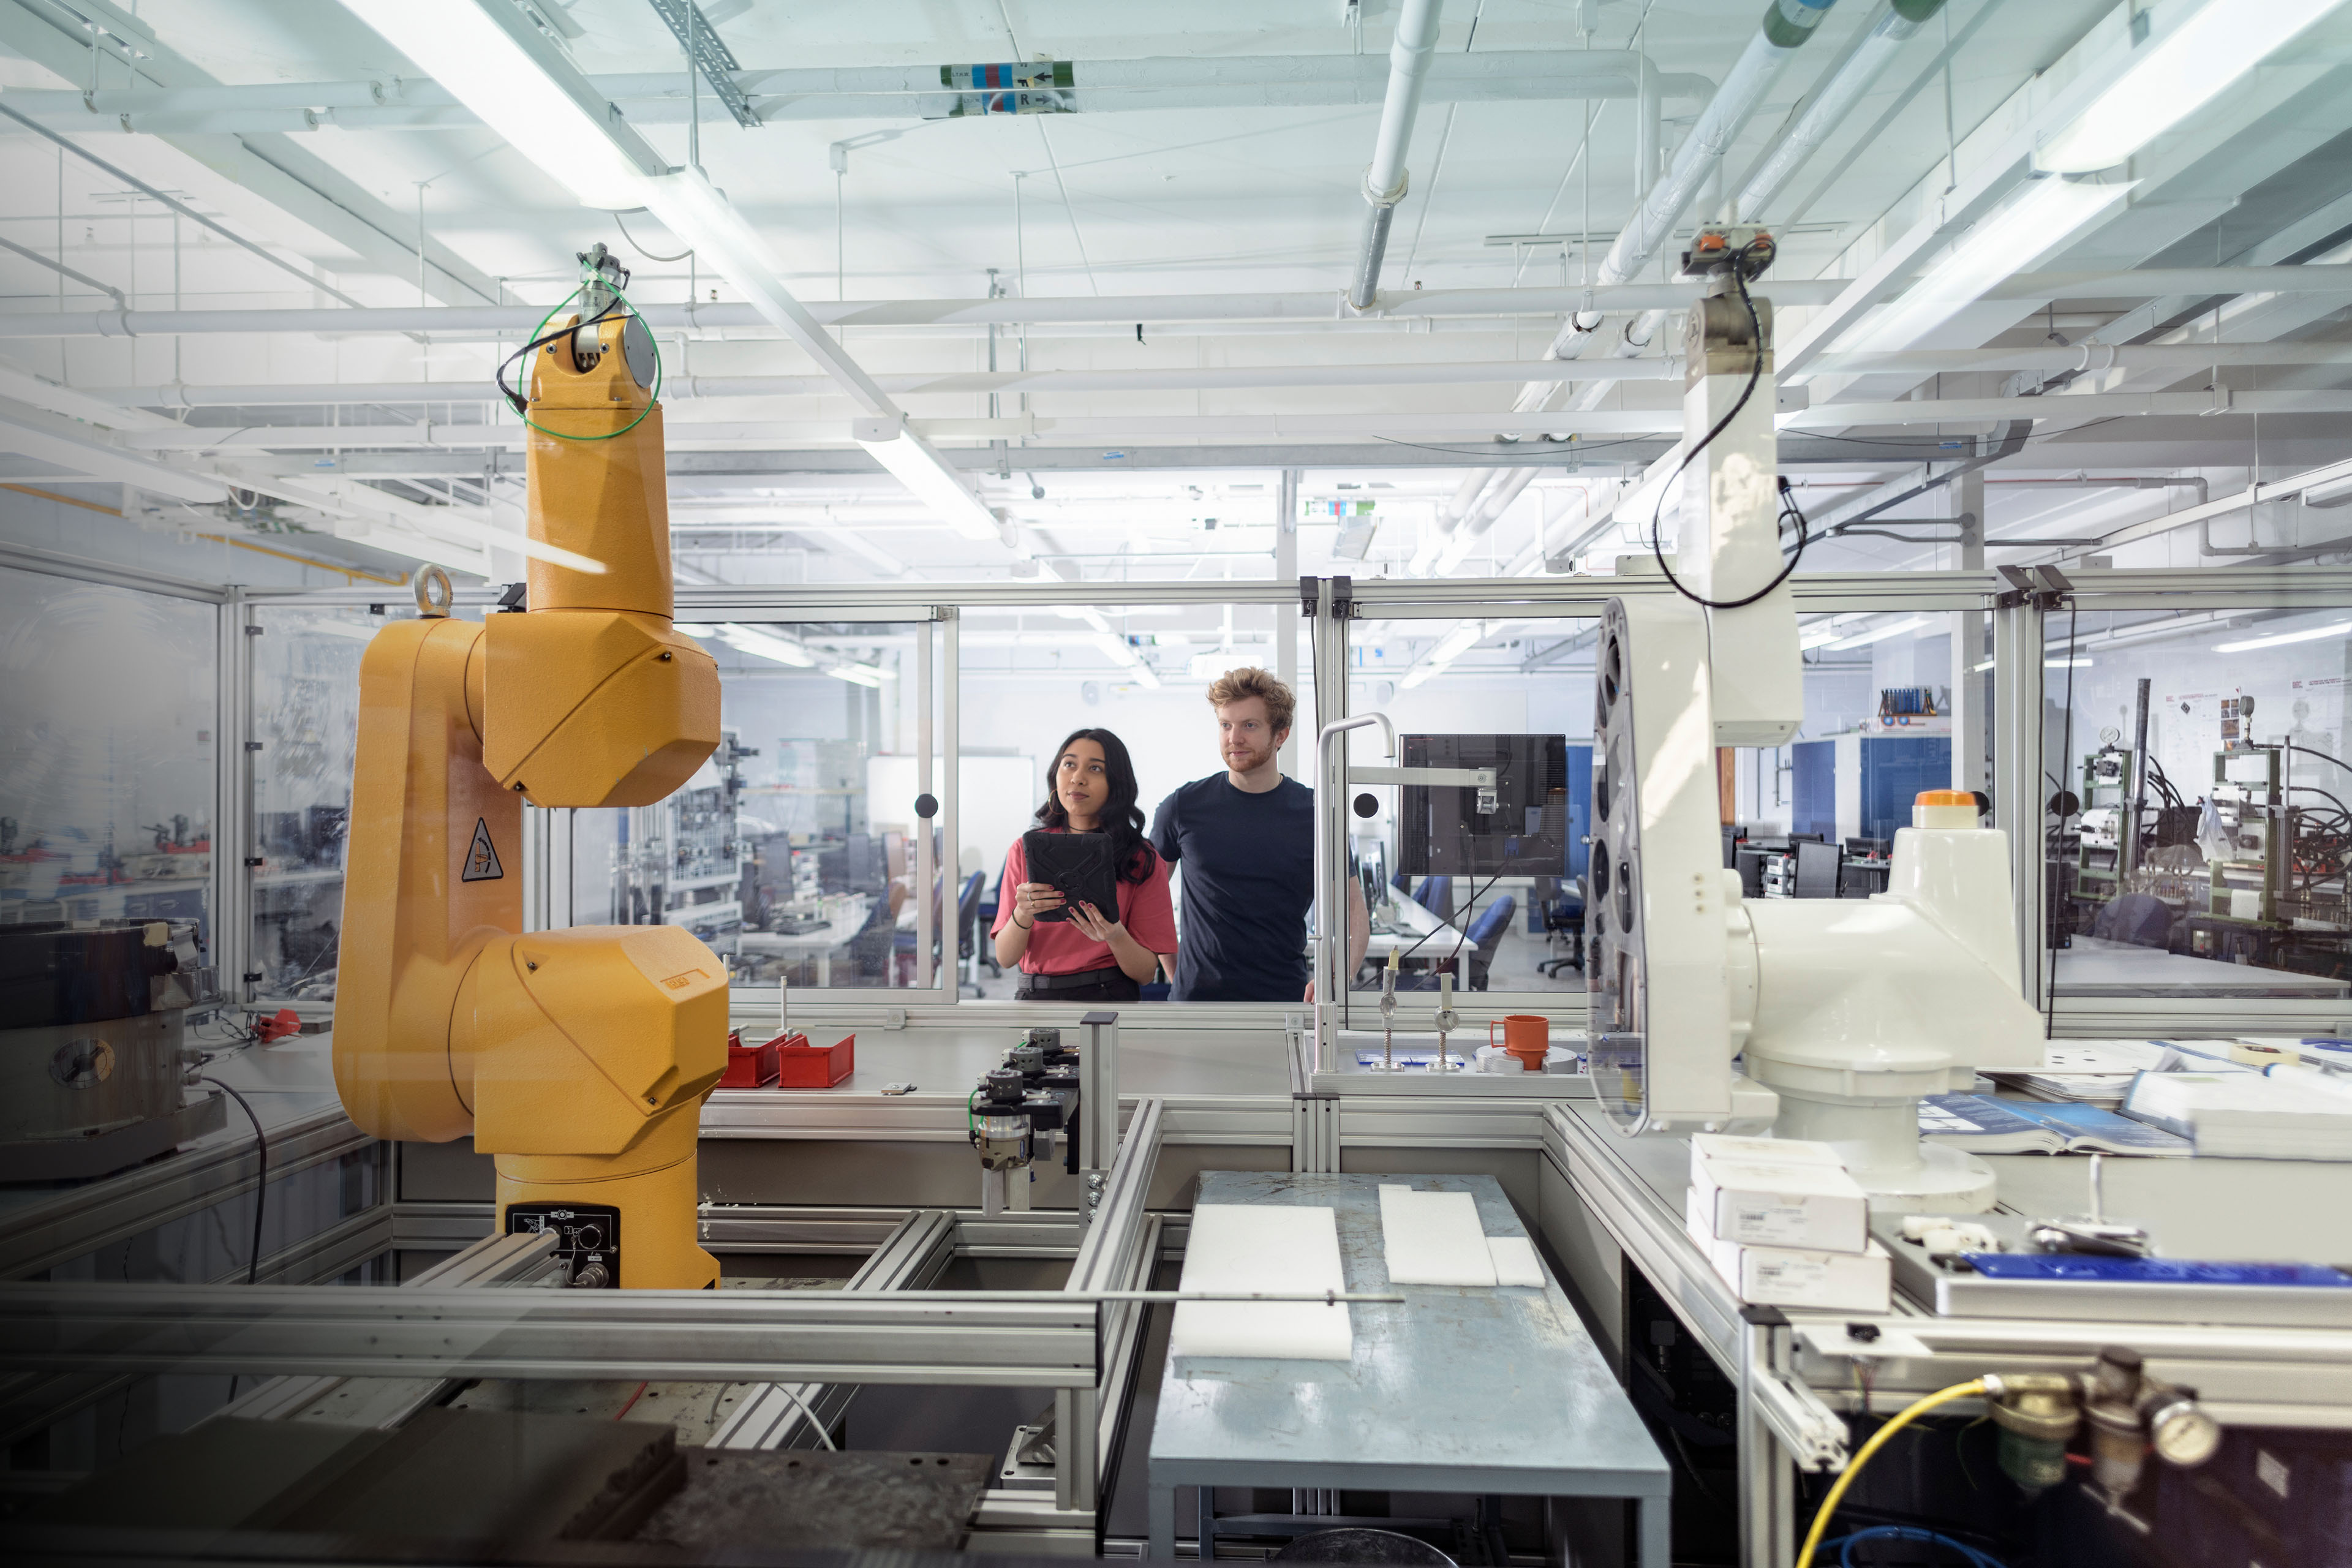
[1168,1204,1353,1362]
[1378,1185,1498,1286]
[1487,1235,1544,1287]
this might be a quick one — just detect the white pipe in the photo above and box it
[1409,470,1499,571]
[88,356,1702,409]
[105,331,2343,410]
[1736,0,1947,222]
[1542,0,1844,365]
[1351,0,1446,309]
[1551,0,1949,414]
[1432,467,1537,573]
[3,268,2333,341]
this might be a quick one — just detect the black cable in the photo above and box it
[1392,870,1507,973]
[493,293,626,417]
[1644,246,1814,611]
[606,207,693,263]
[2286,742,2352,779]
[201,1077,268,1284]
[2290,784,2352,818]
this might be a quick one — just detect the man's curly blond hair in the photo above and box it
[1204,666,1296,736]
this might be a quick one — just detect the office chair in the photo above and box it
[955,870,986,997]
[1793,839,1841,900]
[1537,876,1586,977]
[1463,894,1518,991]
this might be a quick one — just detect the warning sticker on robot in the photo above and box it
[462,817,503,881]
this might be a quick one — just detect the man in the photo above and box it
[1149,668,1368,1001]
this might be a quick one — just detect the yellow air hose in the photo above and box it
[1795,1378,1991,1568]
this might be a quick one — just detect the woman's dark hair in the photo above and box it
[1035,726,1157,884]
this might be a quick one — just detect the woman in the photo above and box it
[992,727,1177,1003]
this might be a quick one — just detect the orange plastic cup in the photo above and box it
[1490,1014,1550,1072]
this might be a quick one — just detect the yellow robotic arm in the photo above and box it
[334,249,728,1289]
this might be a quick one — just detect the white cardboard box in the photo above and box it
[1687,1133,1845,1174]
[1686,1201,1891,1312]
[1691,1155,1871,1254]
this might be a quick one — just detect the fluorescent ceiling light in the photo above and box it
[1847,178,2131,353]
[1093,632,1161,688]
[2037,0,2344,175]
[853,417,1002,542]
[1400,622,1491,688]
[686,622,817,668]
[1970,657,2094,671]
[2213,619,2352,654]
[826,662,889,687]
[336,0,656,207]
[1798,619,1849,650]
[1825,616,1931,651]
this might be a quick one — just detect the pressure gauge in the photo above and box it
[2146,1396,2222,1468]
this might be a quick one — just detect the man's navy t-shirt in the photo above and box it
[1148,774,1314,1001]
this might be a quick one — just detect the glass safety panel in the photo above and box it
[572,619,940,992]
[956,599,1308,1003]
[1346,611,1597,1000]
[247,605,379,1003]
[1721,607,1988,902]
[0,573,216,942]
[2043,607,2350,1003]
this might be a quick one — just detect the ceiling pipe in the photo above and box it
[91,357,1698,409]
[78,341,2352,410]
[1431,467,1537,573]
[1559,0,1930,414]
[1534,0,1843,375]
[1408,470,1501,573]
[1735,0,1947,222]
[1349,0,1446,311]
[0,268,2336,341]
[1450,0,1845,535]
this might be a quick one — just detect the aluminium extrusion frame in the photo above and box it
[709,1207,957,1452]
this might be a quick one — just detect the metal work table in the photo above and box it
[2053,938,2349,998]
[1145,1170,1671,1566]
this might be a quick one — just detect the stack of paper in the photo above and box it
[1986,1040,2172,1107]
[1682,1135,1888,1312]
[2120,1072,2352,1161]
[1169,1205,1354,1361]
[1375,1185,1546,1288]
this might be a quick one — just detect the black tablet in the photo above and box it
[1022,830,1120,924]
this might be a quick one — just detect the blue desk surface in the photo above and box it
[1147,1170,1668,1498]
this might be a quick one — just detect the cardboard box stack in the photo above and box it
[1683,1133,1890,1313]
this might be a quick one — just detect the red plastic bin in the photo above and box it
[774,1031,856,1088]
[720,1030,780,1088]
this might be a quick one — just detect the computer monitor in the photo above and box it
[1793,838,1841,900]
[1396,734,1569,876]
[1722,824,1743,870]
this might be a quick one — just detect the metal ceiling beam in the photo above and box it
[79,340,2352,409]
[0,0,504,306]
[645,0,761,127]
[0,51,1717,135]
[205,431,2350,480]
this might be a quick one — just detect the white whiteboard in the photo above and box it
[866,753,1042,891]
